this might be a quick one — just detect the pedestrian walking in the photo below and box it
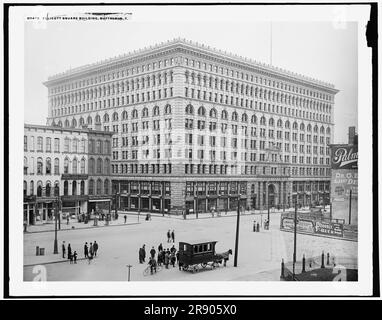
[167,230,171,243]
[164,251,170,269]
[139,247,144,263]
[170,252,176,267]
[170,245,176,254]
[142,244,146,262]
[73,251,77,264]
[69,251,73,264]
[150,246,156,259]
[67,244,72,261]
[157,250,162,266]
[62,241,66,258]
[84,242,88,258]
[124,215,127,224]
[176,251,179,266]
[148,257,157,274]
[158,243,163,252]
[171,230,175,243]
[256,222,260,232]
[93,241,99,257]
[89,242,94,258]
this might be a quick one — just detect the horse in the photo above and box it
[216,249,233,267]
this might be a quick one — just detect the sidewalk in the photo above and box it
[25,214,140,234]
[120,208,296,220]
[24,208,296,234]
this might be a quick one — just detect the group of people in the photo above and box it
[61,240,99,264]
[62,241,77,264]
[138,230,179,275]
[166,229,175,243]
[84,241,99,263]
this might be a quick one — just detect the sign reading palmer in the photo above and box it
[331,145,358,170]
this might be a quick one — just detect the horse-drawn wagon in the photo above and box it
[178,240,232,273]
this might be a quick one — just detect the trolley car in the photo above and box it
[178,240,232,272]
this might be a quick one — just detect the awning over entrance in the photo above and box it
[89,199,112,202]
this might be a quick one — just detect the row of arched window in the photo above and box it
[185,105,331,134]
[24,180,60,197]
[88,157,110,175]
[24,179,111,197]
[50,72,174,107]
[88,178,110,196]
[184,71,332,112]
[53,104,172,128]
[24,157,87,175]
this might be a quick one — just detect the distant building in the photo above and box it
[348,126,358,145]
[43,38,338,214]
[23,124,113,225]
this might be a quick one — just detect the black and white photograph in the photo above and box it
[4,2,376,298]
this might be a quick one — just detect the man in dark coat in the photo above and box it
[67,244,72,262]
[84,242,88,258]
[150,246,156,259]
[158,243,163,252]
[139,247,143,263]
[167,230,171,243]
[93,241,99,257]
[62,241,66,258]
[142,244,146,262]
[171,230,175,243]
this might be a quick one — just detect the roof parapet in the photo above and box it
[46,38,336,89]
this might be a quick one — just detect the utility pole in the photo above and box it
[126,264,132,281]
[348,189,352,225]
[267,184,270,225]
[292,201,298,280]
[234,194,241,267]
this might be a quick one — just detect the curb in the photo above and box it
[24,222,141,234]
[24,257,89,267]
[280,229,358,242]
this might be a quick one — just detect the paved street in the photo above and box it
[24,211,357,281]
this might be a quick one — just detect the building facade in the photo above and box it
[23,124,113,225]
[44,38,337,214]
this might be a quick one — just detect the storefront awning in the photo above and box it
[89,199,112,202]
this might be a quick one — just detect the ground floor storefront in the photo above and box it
[111,179,331,215]
[23,195,112,225]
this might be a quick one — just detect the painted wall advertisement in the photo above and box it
[330,144,358,225]
[331,145,358,170]
[280,216,344,238]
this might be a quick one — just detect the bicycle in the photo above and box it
[143,264,163,276]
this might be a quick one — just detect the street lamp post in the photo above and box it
[234,194,241,267]
[138,194,140,223]
[115,191,119,219]
[53,194,59,254]
[267,183,270,225]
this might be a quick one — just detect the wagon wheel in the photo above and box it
[201,262,208,269]
[193,265,199,273]
[182,265,189,271]
[212,261,220,268]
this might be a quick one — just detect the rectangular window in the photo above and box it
[46,138,51,152]
[24,136,28,151]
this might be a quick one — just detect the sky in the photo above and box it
[23,5,360,144]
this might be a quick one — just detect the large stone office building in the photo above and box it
[43,38,337,214]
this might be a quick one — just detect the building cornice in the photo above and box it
[44,38,338,94]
